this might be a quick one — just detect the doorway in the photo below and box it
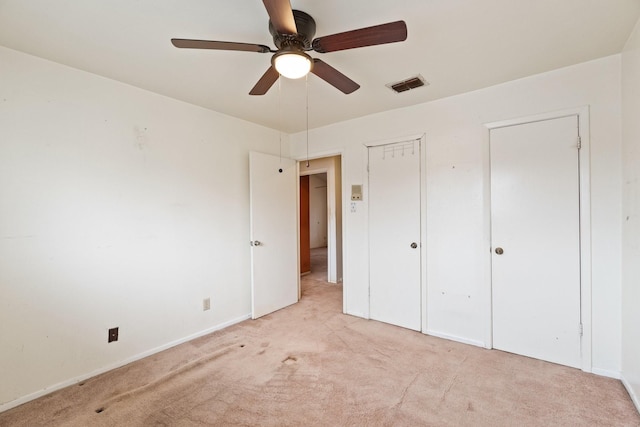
[299,155,343,284]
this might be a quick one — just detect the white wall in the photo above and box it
[0,46,282,409]
[291,55,623,375]
[621,16,640,410]
[309,174,328,249]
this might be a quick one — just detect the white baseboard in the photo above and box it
[425,329,486,348]
[0,313,251,414]
[622,375,640,414]
[344,310,368,319]
[591,367,621,379]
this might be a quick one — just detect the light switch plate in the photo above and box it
[351,184,362,201]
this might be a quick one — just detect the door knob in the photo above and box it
[410,242,418,249]
[251,240,262,247]
[495,247,504,255]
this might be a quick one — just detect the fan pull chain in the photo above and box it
[278,77,283,165]
[306,74,310,168]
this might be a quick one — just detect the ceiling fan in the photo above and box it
[171,0,407,96]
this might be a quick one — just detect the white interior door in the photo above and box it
[249,151,298,319]
[491,115,582,368]
[369,140,421,331]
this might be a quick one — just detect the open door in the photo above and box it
[249,151,299,319]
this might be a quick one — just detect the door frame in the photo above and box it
[484,106,592,372]
[294,150,345,309]
[363,134,428,332]
[300,169,332,280]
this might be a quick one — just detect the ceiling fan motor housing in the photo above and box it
[269,10,316,50]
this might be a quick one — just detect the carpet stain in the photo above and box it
[95,346,235,412]
[282,356,297,364]
[467,402,475,411]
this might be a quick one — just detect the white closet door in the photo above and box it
[369,140,421,331]
[491,116,582,368]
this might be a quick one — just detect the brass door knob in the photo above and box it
[495,247,504,255]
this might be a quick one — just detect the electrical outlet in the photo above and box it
[203,297,211,311]
[108,327,119,343]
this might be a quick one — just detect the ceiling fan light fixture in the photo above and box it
[272,50,312,79]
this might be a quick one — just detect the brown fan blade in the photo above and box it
[171,39,272,53]
[311,59,360,94]
[262,0,297,35]
[249,66,280,95]
[312,21,407,53]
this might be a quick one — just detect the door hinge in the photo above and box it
[579,323,583,337]
[577,136,582,150]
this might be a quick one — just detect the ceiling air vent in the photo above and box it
[387,75,428,93]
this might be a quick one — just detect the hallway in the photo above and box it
[301,247,338,300]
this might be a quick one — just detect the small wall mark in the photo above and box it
[133,125,149,151]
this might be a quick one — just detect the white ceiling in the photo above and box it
[1,0,639,133]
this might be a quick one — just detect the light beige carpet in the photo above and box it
[1,263,639,425]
